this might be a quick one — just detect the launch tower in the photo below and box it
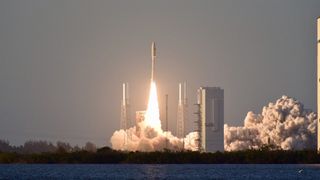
[177,82,188,138]
[120,83,130,149]
[197,87,224,152]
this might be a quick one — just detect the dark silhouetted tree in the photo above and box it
[83,141,97,152]
[0,139,11,152]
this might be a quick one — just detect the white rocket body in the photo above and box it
[151,42,156,82]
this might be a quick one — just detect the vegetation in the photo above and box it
[1,147,320,164]
[1,140,319,164]
[0,139,97,154]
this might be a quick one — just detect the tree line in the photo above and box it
[0,139,97,154]
[1,143,320,163]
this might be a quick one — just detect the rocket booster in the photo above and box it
[151,42,156,82]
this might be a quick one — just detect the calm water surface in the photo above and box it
[0,164,320,179]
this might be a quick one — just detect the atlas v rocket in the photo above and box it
[151,42,156,82]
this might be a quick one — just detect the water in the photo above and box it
[0,164,320,179]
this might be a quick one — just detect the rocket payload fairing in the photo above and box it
[151,42,156,82]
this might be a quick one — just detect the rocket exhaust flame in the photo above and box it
[110,78,199,151]
[110,42,199,152]
[145,81,161,131]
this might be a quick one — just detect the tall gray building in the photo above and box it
[197,87,224,152]
[317,17,320,152]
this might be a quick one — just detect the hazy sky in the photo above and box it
[0,0,319,147]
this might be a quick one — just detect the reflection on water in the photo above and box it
[0,164,320,179]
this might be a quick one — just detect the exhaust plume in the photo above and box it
[224,96,317,151]
[111,81,198,152]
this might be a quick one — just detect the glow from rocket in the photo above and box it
[144,81,161,132]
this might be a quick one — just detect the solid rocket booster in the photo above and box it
[151,42,156,82]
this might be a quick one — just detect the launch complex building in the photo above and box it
[120,42,224,152]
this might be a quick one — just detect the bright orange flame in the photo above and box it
[145,81,161,131]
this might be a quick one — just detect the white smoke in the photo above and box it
[224,96,317,151]
[111,81,199,152]
[110,120,199,152]
[111,95,316,152]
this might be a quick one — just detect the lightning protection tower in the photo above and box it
[120,83,130,149]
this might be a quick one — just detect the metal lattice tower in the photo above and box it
[120,83,130,150]
[165,94,169,150]
[177,82,187,139]
[193,88,202,152]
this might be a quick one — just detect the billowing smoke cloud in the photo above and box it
[110,121,198,152]
[224,96,317,151]
[111,82,198,152]
[111,95,316,152]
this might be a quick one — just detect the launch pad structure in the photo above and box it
[120,83,130,150]
[118,42,225,152]
[195,87,224,152]
[120,83,130,130]
[177,82,188,138]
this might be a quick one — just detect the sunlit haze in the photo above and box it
[0,0,319,147]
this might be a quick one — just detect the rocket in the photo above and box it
[151,42,156,82]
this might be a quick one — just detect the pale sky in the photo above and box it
[0,0,319,147]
